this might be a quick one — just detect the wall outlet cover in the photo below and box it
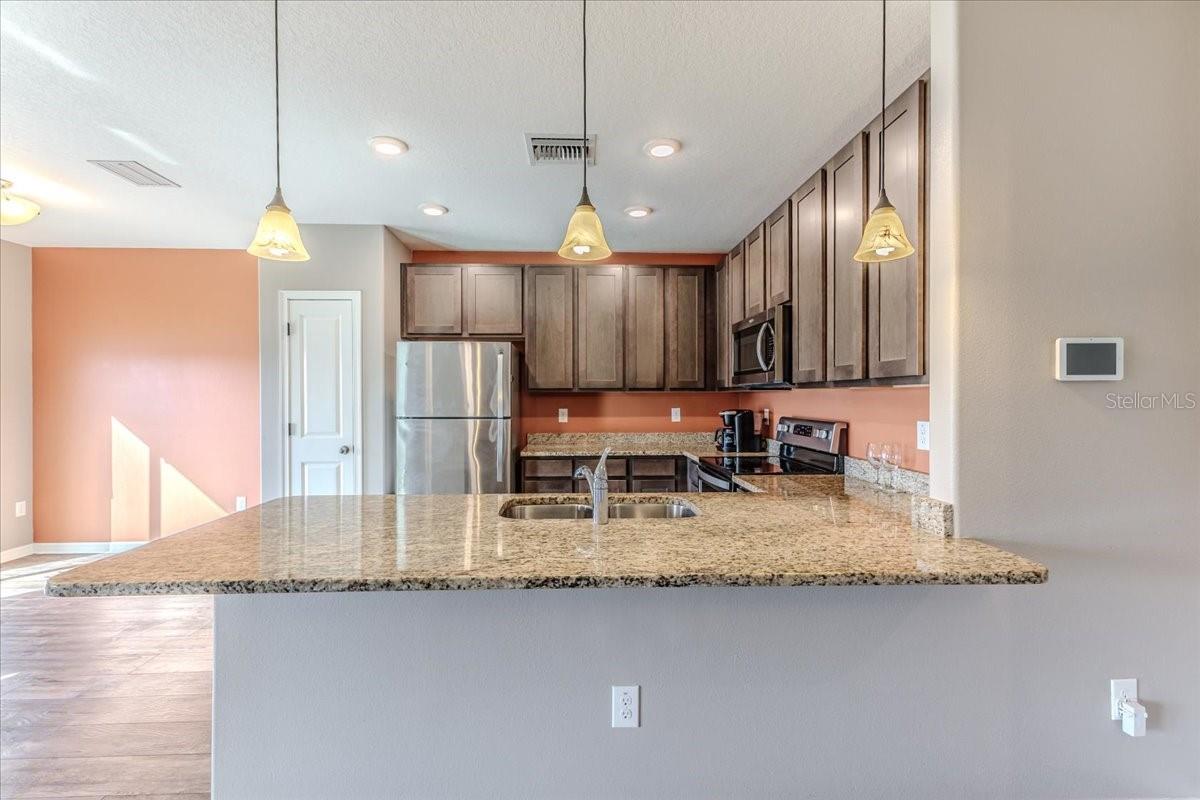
[670,407,681,422]
[558,408,569,423]
[916,421,930,451]
[14,500,27,518]
[235,496,247,512]
[611,685,640,728]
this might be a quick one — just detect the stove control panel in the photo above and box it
[775,417,847,455]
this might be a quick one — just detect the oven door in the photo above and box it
[692,461,735,492]
[731,306,790,387]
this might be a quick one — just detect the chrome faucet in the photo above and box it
[574,446,611,525]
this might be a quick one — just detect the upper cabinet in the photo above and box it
[715,259,731,388]
[665,267,709,390]
[791,170,827,384]
[824,133,868,381]
[765,199,792,306]
[727,243,746,324]
[866,79,926,379]
[624,266,665,389]
[575,266,625,390]
[404,265,463,336]
[463,265,523,336]
[743,224,767,317]
[525,265,576,390]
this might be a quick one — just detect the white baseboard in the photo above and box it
[0,543,35,563]
[20,541,148,556]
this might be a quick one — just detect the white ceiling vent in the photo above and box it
[88,160,180,187]
[525,134,596,166]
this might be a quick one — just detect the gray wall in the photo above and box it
[258,224,409,500]
[0,240,33,556]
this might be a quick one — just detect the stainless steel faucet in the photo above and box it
[574,446,611,525]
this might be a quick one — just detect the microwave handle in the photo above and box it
[756,321,775,372]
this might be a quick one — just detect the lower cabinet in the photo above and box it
[520,456,687,493]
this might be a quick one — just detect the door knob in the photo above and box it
[339,445,351,455]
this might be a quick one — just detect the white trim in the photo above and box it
[0,543,35,563]
[278,290,364,497]
[18,541,149,556]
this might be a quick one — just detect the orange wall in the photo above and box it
[521,390,741,437]
[739,386,929,472]
[32,249,260,543]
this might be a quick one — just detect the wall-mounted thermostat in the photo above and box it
[1055,337,1123,381]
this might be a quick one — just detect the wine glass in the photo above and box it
[866,442,883,489]
[881,443,902,493]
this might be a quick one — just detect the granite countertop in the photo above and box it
[47,481,1047,596]
[520,431,768,459]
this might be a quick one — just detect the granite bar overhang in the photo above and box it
[47,482,1047,596]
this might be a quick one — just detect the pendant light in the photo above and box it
[557,0,611,262]
[853,0,914,264]
[0,179,41,226]
[247,0,309,261]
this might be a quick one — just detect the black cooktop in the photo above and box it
[698,454,837,476]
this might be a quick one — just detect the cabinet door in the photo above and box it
[525,266,575,389]
[463,265,523,336]
[743,224,767,317]
[867,79,926,379]
[791,171,827,384]
[624,266,665,389]
[665,267,708,389]
[576,265,625,390]
[630,477,677,493]
[727,243,745,324]
[765,199,792,306]
[404,266,462,336]
[715,259,731,388]
[824,134,868,381]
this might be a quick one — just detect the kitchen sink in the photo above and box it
[500,503,593,520]
[500,500,697,520]
[607,502,696,519]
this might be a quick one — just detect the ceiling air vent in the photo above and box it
[88,160,180,187]
[525,134,596,166]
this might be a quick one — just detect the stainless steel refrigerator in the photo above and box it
[394,341,517,494]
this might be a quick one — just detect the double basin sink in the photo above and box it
[501,500,697,520]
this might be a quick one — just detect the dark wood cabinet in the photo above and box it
[727,243,745,324]
[525,266,576,390]
[824,133,868,381]
[665,267,708,389]
[743,224,767,317]
[463,265,523,336]
[624,266,665,389]
[521,456,685,493]
[765,200,792,306]
[404,266,463,336]
[866,79,926,379]
[715,258,731,388]
[791,170,827,384]
[575,266,625,390]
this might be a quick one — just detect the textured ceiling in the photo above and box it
[0,0,929,251]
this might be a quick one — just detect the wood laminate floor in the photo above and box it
[0,554,212,799]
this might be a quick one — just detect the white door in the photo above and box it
[286,297,360,496]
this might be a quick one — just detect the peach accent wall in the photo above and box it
[32,249,260,543]
[521,390,741,437]
[738,386,930,472]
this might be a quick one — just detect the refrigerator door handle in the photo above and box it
[491,350,504,418]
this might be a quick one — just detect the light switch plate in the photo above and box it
[558,408,569,423]
[14,500,27,518]
[916,421,930,451]
[670,407,681,422]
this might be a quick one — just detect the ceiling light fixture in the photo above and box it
[0,179,41,225]
[558,0,611,262]
[853,0,914,264]
[624,206,652,218]
[247,0,309,262]
[643,138,681,158]
[419,203,448,217]
[369,136,408,157]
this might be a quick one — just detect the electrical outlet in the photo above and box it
[235,496,247,512]
[670,407,681,423]
[916,421,930,451]
[611,685,640,728]
[14,500,27,518]
[558,408,569,423]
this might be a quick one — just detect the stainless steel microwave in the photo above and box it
[731,305,791,387]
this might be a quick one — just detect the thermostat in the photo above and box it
[1055,337,1123,381]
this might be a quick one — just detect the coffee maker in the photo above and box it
[714,409,757,452]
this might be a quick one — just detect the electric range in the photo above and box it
[690,417,848,492]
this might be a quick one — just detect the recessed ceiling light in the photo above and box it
[643,138,681,158]
[369,136,408,157]
[419,203,448,216]
[624,206,653,218]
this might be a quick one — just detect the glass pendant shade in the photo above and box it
[558,189,612,261]
[247,189,310,261]
[0,180,41,226]
[853,192,914,263]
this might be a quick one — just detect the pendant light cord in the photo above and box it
[274,0,281,192]
[878,0,885,197]
[581,0,588,195]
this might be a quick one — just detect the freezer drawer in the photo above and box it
[395,418,512,494]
